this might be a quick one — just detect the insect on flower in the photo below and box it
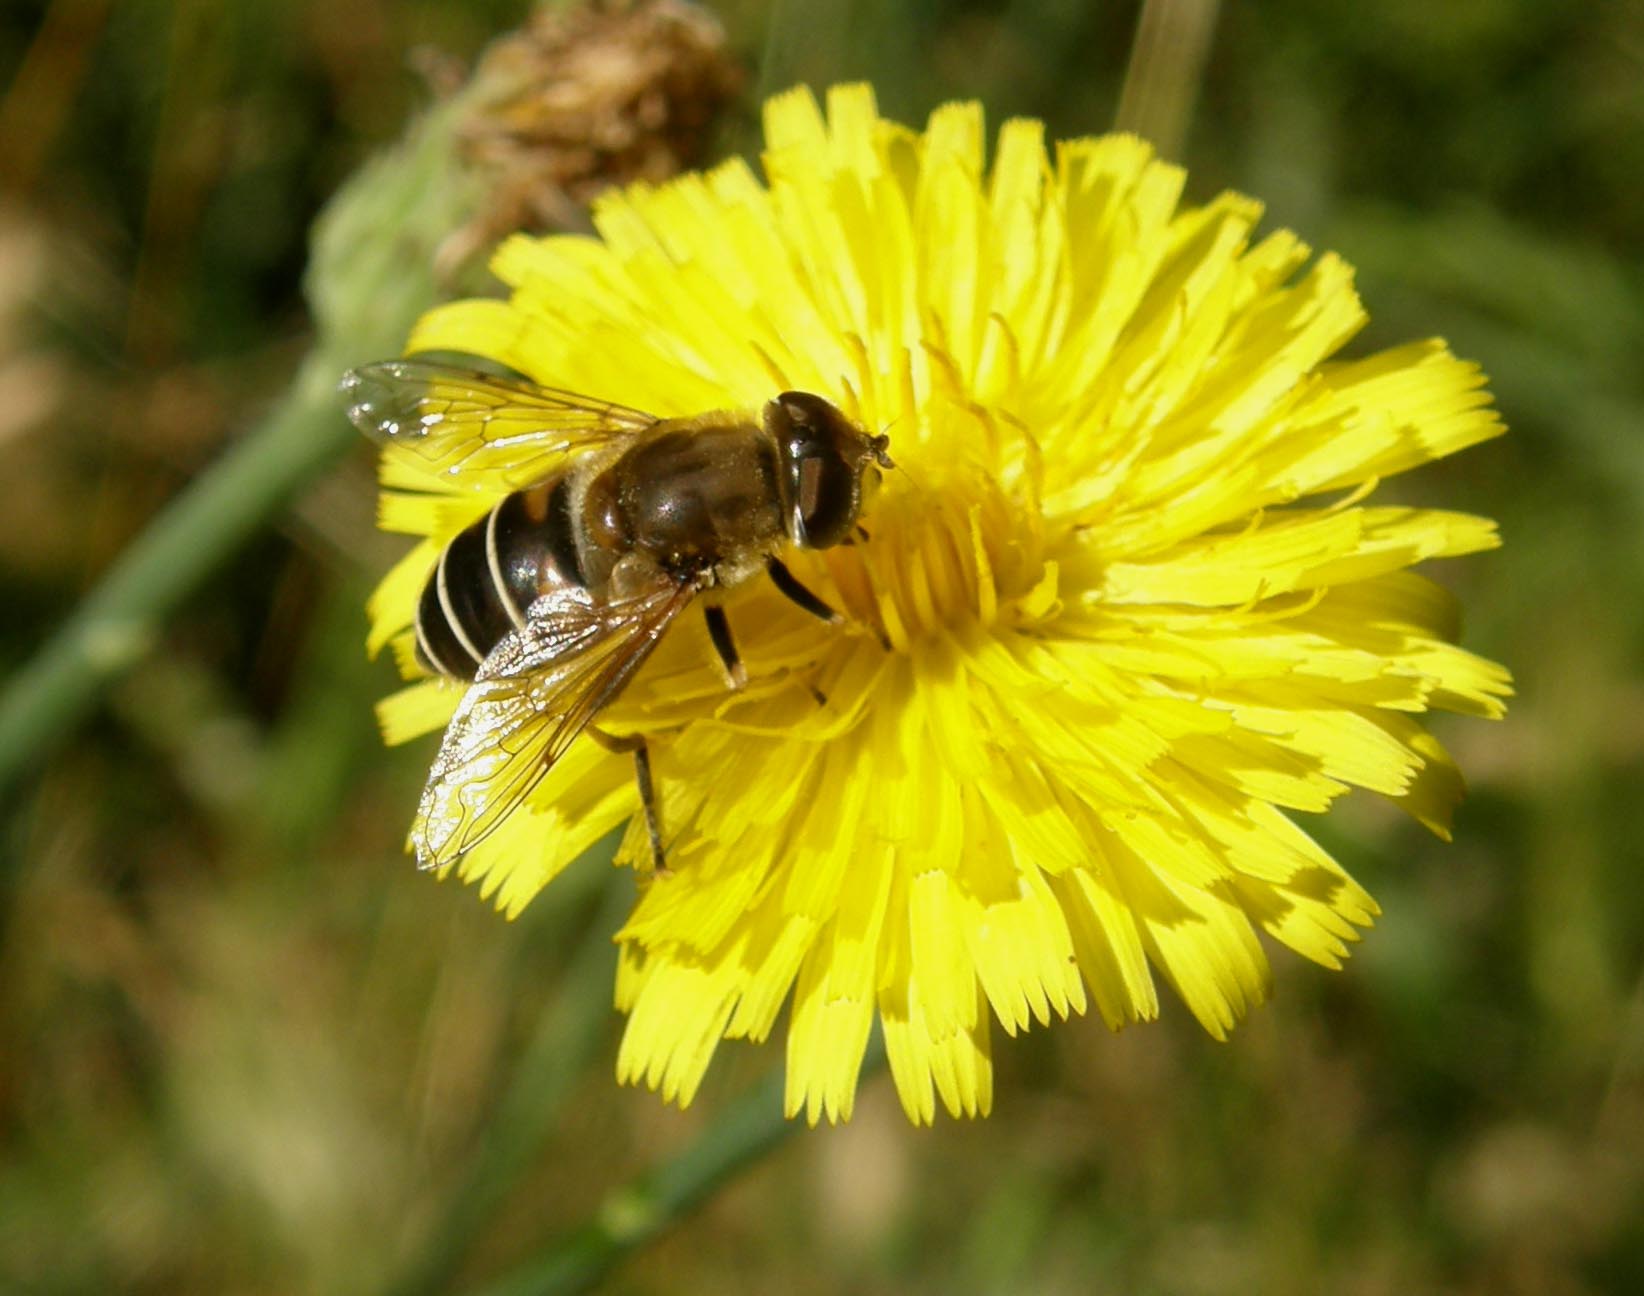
[360,85,1513,1125]
[342,359,892,870]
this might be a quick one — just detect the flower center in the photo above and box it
[815,466,1050,650]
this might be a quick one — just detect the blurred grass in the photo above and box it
[2,1,1642,1294]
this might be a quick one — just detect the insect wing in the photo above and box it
[342,359,658,492]
[411,577,695,868]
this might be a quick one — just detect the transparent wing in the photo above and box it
[341,358,659,492]
[410,574,697,868]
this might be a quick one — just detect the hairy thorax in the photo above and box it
[583,423,787,580]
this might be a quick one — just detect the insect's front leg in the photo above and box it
[766,556,842,624]
[768,556,893,651]
[589,728,667,874]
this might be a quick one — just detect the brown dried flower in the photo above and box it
[436,0,744,278]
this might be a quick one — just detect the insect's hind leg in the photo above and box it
[588,728,667,874]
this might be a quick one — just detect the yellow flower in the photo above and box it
[366,84,1511,1124]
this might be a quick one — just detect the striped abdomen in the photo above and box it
[414,475,585,680]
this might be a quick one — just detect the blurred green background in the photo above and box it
[2,1,1641,1293]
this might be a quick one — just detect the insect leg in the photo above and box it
[588,728,667,873]
[703,605,747,690]
[766,556,841,624]
[630,741,666,874]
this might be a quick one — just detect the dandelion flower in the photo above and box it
[365,85,1511,1124]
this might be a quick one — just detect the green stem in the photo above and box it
[0,91,477,808]
[386,858,627,1296]
[467,1038,888,1296]
[1113,0,1221,158]
[0,351,352,794]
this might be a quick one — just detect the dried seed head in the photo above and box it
[438,0,744,278]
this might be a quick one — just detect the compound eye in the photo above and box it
[791,452,857,549]
[766,391,872,550]
[796,455,825,523]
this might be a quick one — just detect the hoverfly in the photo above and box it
[343,359,892,871]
